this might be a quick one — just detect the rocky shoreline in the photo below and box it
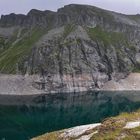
[0,73,140,96]
[0,72,140,106]
[103,73,140,90]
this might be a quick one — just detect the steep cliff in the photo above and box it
[0,4,140,93]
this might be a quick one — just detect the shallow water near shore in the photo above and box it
[0,91,140,140]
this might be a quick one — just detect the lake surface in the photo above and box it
[0,91,140,140]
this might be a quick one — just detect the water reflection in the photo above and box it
[0,91,140,140]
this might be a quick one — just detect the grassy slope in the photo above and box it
[87,26,138,72]
[87,26,137,52]
[87,26,126,46]
[0,28,46,73]
[0,24,76,74]
[91,110,140,140]
[0,25,137,74]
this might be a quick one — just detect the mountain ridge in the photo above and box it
[1,4,140,28]
[0,4,140,93]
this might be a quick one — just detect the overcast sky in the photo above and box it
[0,0,140,16]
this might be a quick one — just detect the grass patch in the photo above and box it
[127,14,140,22]
[0,37,5,52]
[0,29,19,53]
[0,37,5,46]
[0,27,46,73]
[91,110,140,140]
[31,131,61,140]
[63,24,75,39]
[91,129,121,140]
[133,68,140,73]
[87,26,126,47]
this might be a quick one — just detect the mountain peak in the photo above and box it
[27,9,44,16]
[0,4,139,28]
[0,4,140,93]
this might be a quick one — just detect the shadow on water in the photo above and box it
[0,91,140,140]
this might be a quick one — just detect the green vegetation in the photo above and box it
[0,37,5,46]
[0,37,5,52]
[32,131,61,140]
[87,26,126,46]
[133,68,140,73]
[132,63,140,73]
[91,110,140,140]
[127,14,140,22]
[0,28,24,53]
[0,27,46,73]
[63,24,75,38]
[87,25,137,67]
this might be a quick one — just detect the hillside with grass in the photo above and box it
[0,4,140,93]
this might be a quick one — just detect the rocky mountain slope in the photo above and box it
[1,4,140,93]
[32,110,140,140]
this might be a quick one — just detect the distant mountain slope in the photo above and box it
[0,4,140,92]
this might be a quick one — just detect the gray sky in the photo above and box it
[0,0,140,16]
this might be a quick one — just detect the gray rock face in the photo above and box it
[0,4,140,93]
[0,4,139,28]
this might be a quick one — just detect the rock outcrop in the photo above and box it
[32,110,140,140]
[0,4,140,93]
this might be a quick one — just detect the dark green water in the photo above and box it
[0,91,140,140]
